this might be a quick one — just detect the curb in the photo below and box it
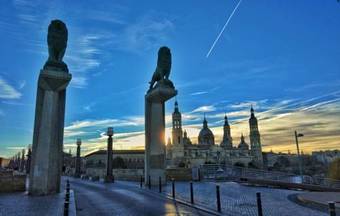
[139,187,224,216]
[296,193,340,211]
[69,189,77,216]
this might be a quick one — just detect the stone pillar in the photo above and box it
[105,127,114,182]
[75,139,81,178]
[29,19,71,196]
[145,85,177,185]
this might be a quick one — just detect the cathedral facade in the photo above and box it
[166,101,264,168]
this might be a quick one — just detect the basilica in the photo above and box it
[166,101,264,168]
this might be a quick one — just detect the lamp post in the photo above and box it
[75,138,81,178]
[294,131,304,183]
[105,127,114,182]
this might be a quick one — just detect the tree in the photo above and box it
[328,158,340,180]
[234,162,245,167]
[112,157,127,169]
[277,156,290,167]
[248,161,259,169]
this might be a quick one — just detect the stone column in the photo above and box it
[29,20,71,196]
[145,85,177,185]
[75,139,81,178]
[105,127,114,182]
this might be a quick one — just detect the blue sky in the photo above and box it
[0,0,340,157]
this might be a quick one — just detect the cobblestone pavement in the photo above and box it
[70,178,213,216]
[159,181,328,216]
[0,191,64,216]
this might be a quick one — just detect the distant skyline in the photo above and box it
[1,0,340,157]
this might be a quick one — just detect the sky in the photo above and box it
[0,0,339,158]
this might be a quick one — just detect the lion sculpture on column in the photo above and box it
[44,20,68,72]
[149,46,173,89]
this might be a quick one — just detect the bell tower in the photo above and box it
[172,100,183,146]
[220,114,233,149]
[249,106,263,167]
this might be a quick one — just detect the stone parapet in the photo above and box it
[0,171,26,193]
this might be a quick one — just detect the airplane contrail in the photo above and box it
[206,0,243,58]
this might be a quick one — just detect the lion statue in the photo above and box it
[44,20,68,71]
[149,46,172,89]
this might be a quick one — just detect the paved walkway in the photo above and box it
[297,192,340,211]
[0,191,65,216]
[159,181,328,216]
[70,178,213,216]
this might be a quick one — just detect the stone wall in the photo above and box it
[0,171,26,193]
[166,168,192,181]
[85,168,144,181]
[112,169,144,181]
[85,167,106,178]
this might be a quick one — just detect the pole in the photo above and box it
[256,192,263,216]
[172,179,175,199]
[295,131,303,182]
[148,175,151,189]
[328,202,336,216]
[216,185,221,212]
[159,176,162,193]
[190,182,194,204]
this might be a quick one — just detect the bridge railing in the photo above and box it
[199,164,340,189]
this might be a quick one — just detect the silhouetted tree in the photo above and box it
[112,157,127,169]
[328,158,340,180]
[234,162,245,167]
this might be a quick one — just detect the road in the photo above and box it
[70,178,214,216]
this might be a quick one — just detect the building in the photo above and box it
[312,150,340,164]
[84,150,145,179]
[84,150,145,170]
[0,157,10,168]
[166,101,264,168]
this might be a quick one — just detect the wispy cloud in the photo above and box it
[0,77,22,99]
[18,80,26,89]
[190,91,208,96]
[191,105,216,113]
[109,13,175,53]
[61,93,340,156]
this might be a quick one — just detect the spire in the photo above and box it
[203,113,208,128]
[250,105,255,118]
[241,133,245,142]
[224,112,229,126]
[174,100,179,113]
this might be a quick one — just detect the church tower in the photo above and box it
[220,114,233,149]
[172,100,183,146]
[249,106,263,167]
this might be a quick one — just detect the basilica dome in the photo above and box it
[238,134,249,150]
[198,117,215,146]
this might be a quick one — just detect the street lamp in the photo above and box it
[105,127,114,182]
[294,131,304,183]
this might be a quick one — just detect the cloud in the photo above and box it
[70,76,88,89]
[65,117,144,132]
[191,105,216,113]
[190,91,208,96]
[285,80,340,93]
[61,94,340,156]
[18,80,26,89]
[0,77,22,99]
[230,101,258,109]
[109,14,175,53]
